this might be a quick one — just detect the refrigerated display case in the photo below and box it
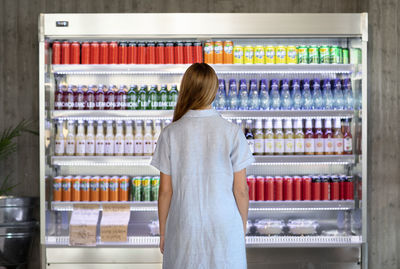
[39,13,368,269]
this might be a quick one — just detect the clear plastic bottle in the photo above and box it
[85,120,95,156]
[143,120,153,156]
[124,120,134,156]
[343,78,354,110]
[291,79,303,110]
[314,119,324,155]
[294,119,305,155]
[253,119,264,155]
[134,120,144,156]
[239,79,249,110]
[248,79,260,110]
[75,120,86,156]
[332,79,344,110]
[273,119,284,155]
[301,79,313,110]
[54,120,65,156]
[104,120,115,156]
[283,119,294,155]
[323,118,334,155]
[333,118,344,155]
[312,79,324,109]
[65,120,76,156]
[263,119,274,155]
[270,79,281,110]
[259,79,270,110]
[304,118,315,155]
[343,119,353,155]
[280,79,292,110]
[153,120,162,153]
[114,120,125,156]
[215,79,227,110]
[227,79,239,110]
[95,120,105,156]
[322,79,334,110]
[245,120,254,154]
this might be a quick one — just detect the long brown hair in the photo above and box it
[173,63,218,122]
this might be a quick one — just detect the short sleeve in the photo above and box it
[150,130,171,175]
[230,128,255,172]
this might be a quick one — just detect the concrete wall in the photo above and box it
[0,0,399,268]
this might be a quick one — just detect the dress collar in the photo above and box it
[183,109,219,118]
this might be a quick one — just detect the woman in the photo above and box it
[151,63,254,269]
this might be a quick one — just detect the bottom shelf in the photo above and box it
[46,235,362,248]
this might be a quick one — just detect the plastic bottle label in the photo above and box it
[87,102,95,109]
[334,138,344,154]
[95,139,105,155]
[76,140,86,155]
[104,139,114,154]
[66,140,75,155]
[274,139,284,154]
[134,137,143,154]
[305,138,315,153]
[124,139,134,155]
[254,139,264,154]
[55,139,65,155]
[143,139,153,154]
[127,102,138,109]
[55,102,63,109]
[284,138,295,153]
[264,138,274,154]
[85,139,95,154]
[115,139,124,155]
[247,140,255,153]
[324,138,334,154]
[315,138,324,153]
[344,137,353,152]
[295,138,305,153]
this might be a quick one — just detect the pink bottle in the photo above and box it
[55,84,65,110]
[85,85,96,110]
[74,85,85,110]
[63,85,75,110]
[95,84,106,110]
[115,85,127,110]
[105,85,116,110]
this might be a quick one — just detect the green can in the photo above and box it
[151,176,160,201]
[298,46,308,64]
[329,46,342,64]
[342,48,349,64]
[141,176,151,201]
[131,177,142,202]
[308,46,319,64]
[319,45,330,64]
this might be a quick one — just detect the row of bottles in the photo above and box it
[213,78,357,111]
[54,84,179,111]
[238,118,353,155]
[54,119,171,156]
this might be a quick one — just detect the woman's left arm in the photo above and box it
[158,172,173,254]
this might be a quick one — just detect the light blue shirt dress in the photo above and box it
[151,108,255,269]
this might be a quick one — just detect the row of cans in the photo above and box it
[247,175,354,201]
[223,45,350,65]
[53,175,159,202]
[52,41,203,65]
[203,40,234,64]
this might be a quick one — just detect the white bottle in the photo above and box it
[283,119,294,155]
[263,119,274,155]
[153,120,162,153]
[143,120,154,156]
[54,120,65,156]
[294,119,305,154]
[104,120,115,156]
[124,120,134,156]
[75,120,86,156]
[134,120,144,156]
[114,120,125,156]
[85,120,95,156]
[95,121,105,156]
[274,119,284,155]
[65,121,76,156]
[253,119,264,155]
[314,119,324,154]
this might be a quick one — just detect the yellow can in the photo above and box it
[264,46,275,64]
[275,46,287,64]
[254,45,265,64]
[244,45,254,64]
[233,45,244,64]
[286,46,298,64]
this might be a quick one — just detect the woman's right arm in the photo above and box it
[233,168,249,234]
[158,172,173,254]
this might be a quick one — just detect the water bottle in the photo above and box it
[312,79,324,109]
[248,79,260,110]
[238,79,249,110]
[332,78,344,110]
[322,79,334,109]
[291,79,303,110]
[343,78,354,110]
[301,79,313,110]
[270,79,281,110]
[280,79,292,110]
[227,79,239,110]
[215,79,227,110]
[259,79,270,110]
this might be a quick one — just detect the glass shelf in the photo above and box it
[52,64,355,75]
[51,110,354,121]
[50,200,354,212]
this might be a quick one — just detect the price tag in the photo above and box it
[100,204,131,243]
[69,204,100,246]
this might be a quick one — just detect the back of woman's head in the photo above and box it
[173,63,218,122]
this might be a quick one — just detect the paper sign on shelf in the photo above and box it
[100,204,131,243]
[69,204,100,246]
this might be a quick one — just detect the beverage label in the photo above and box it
[274,139,284,154]
[55,139,65,155]
[324,138,334,154]
[334,138,344,154]
[85,138,95,154]
[66,140,75,155]
[66,101,74,109]
[295,138,305,153]
[224,44,233,54]
[100,182,108,191]
[106,99,115,109]
[305,138,315,153]
[204,43,213,55]
[53,182,62,191]
[104,139,114,155]
[81,181,89,191]
[90,182,99,191]
[115,139,124,155]
[275,47,286,63]
[284,138,295,153]
[265,46,275,64]
[87,101,95,109]
[55,101,63,110]
[62,182,71,191]
[344,137,353,152]
[315,138,324,153]
[286,47,298,64]
[214,44,223,54]
[143,139,153,154]
[76,101,85,110]
[95,101,105,109]
[124,138,134,155]
[73,181,80,191]
[264,138,274,154]
[95,138,105,155]
[76,140,86,155]
[233,47,243,60]
[254,139,264,154]
[134,136,143,154]
[247,139,255,153]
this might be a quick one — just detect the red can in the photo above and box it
[184,42,193,64]
[146,42,156,64]
[156,42,165,64]
[174,41,184,64]
[320,176,330,200]
[99,42,109,64]
[264,176,274,201]
[165,42,175,64]
[293,176,302,201]
[344,176,354,200]
[312,176,321,200]
[109,41,118,64]
[274,176,283,201]
[118,42,128,64]
[127,42,137,64]
[52,41,61,64]
[61,41,71,64]
[302,176,312,200]
[137,42,146,64]
[339,175,346,200]
[283,176,293,201]
[255,176,264,201]
[90,42,100,64]
[330,175,340,200]
[247,176,256,201]
[193,42,203,63]
[81,42,90,64]
[70,41,80,64]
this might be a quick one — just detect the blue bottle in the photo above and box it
[312,79,324,109]
[322,79,334,109]
[259,79,270,110]
[342,78,354,110]
[227,79,239,110]
[332,78,344,110]
[280,79,292,110]
[291,79,303,110]
[269,79,281,110]
[248,79,260,110]
[239,79,249,110]
[301,79,313,110]
[215,79,226,110]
